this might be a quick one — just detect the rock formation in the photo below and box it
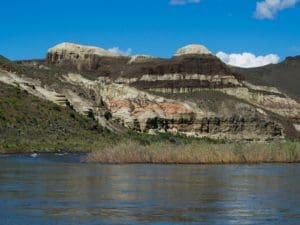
[48,42,121,59]
[1,42,300,140]
[47,42,129,74]
[128,55,155,64]
[174,44,212,56]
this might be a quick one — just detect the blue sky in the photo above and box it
[0,0,299,66]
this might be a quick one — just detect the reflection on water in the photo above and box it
[0,154,299,225]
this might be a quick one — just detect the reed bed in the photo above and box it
[86,141,300,164]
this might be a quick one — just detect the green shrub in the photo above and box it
[52,104,61,111]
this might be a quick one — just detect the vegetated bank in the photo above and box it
[85,138,300,164]
[0,82,105,153]
[0,81,300,163]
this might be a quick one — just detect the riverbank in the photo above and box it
[1,79,300,164]
[2,131,300,164]
[85,140,300,164]
[1,120,300,164]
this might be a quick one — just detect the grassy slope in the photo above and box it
[0,82,109,153]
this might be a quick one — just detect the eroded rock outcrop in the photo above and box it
[174,44,212,56]
[1,42,299,140]
[0,67,288,140]
[62,73,285,140]
[48,42,121,59]
[46,42,238,80]
[47,42,130,74]
[128,55,155,64]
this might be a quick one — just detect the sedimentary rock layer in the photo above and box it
[2,42,299,139]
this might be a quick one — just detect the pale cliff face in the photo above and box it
[174,44,212,56]
[48,42,121,58]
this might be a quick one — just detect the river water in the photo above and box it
[0,154,299,225]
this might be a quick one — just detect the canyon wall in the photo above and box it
[1,42,299,140]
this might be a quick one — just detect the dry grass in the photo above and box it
[85,141,300,164]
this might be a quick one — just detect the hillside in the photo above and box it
[233,56,300,101]
[0,77,221,153]
[1,43,300,145]
[0,82,105,152]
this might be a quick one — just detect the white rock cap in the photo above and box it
[174,44,212,56]
[48,42,121,57]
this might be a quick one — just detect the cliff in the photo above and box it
[1,43,300,141]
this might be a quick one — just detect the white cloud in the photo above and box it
[170,0,200,5]
[108,47,132,56]
[216,51,280,68]
[254,0,299,19]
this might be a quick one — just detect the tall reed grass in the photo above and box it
[86,140,300,164]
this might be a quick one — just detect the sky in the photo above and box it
[0,0,299,67]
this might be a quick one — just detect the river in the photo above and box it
[0,154,299,225]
